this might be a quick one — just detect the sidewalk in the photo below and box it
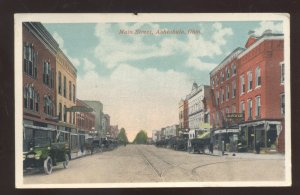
[204,149,285,160]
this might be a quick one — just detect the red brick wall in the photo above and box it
[238,39,284,122]
[76,99,96,132]
[23,24,57,125]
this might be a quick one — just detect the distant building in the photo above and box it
[109,125,119,138]
[76,99,96,134]
[152,130,160,142]
[82,100,104,137]
[179,99,189,130]
[186,83,210,132]
[164,124,179,139]
[102,114,111,135]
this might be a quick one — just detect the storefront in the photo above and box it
[239,120,282,153]
[212,128,239,152]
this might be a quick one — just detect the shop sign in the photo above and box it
[65,106,93,112]
[214,129,226,134]
[227,129,240,133]
[226,113,244,119]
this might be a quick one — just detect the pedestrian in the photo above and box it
[255,140,261,154]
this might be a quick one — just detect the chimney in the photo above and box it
[248,30,256,37]
[245,30,257,48]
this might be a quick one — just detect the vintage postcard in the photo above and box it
[15,13,291,188]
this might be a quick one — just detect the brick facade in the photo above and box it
[76,99,96,133]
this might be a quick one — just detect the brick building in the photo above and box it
[76,99,96,134]
[209,30,284,153]
[179,99,189,130]
[23,22,59,151]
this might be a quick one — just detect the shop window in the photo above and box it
[248,71,253,91]
[267,125,278,148]
[280,93,285,116]
[256,66,261,87]
[23,43,37,79]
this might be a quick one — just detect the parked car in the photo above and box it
[23,137,70,175]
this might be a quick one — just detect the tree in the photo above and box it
[133,130,148,144]
[117,128,129,144]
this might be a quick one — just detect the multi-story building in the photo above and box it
[209,47,245,148]
[23,22,59,151]
[82,100,104,137]
[164,124,179,139]
[56,49,77,133]
[209,30,284,152]
[238,30,284,152]
[109,125,119,138]
[178,99,189,130]
[76,99,96,134]
[152,130,160,142]
[102,114,111,135]
[186,83,210,132]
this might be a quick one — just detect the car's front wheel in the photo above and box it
[63,154,70,168]
[44,156,53,175]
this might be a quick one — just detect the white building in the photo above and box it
[164,124,179,139]
[152,130,160,142]
[186,83,210,131]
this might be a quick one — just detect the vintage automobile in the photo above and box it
[23,137,71,175]
[188,131,211,154]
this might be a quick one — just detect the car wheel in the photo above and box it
[63,154,70,169]
[44,156,53,175]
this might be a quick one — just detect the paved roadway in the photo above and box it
[23,144,285,184]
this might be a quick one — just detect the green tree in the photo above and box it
[133,130,148,144]
[117,128,129,144]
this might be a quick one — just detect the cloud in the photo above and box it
[93,22,233,71]
[52,31,81,68]
[254,21,283,36]
[83,58,96,71]
[77,64,192,141]
[186,57,217,71]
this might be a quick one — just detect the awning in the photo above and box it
[197,131,211,139]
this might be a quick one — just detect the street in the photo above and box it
[23,145,285,184]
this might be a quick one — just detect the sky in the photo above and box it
[43,20,283,141]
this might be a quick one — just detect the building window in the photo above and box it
[58,72,62,95]
[255,96,261,118]
[226,67,230,79]
[280,63,284,84]
[232,64,236,76]
[221,72,224,83]
[240,101,245,115]
[221,88,225,103]
[215,90,219,106]
[73,84,76,103]
[232,104,236,113]
[248,99,253,120]
[256,66,261,87]
[232,80,236,98]
[63,76,66,98]
[240,75,245,94]
[44,96,54,116]
[43,61,53,88]
[23,43,37,79]
[248,71,253,91]
[24,85,39,112]
[59,103,62,121]
[280,93,285,116]
[64,105,67,122]
[226,85,230,100]
[69,109,72,124]
[69,81,72,101]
